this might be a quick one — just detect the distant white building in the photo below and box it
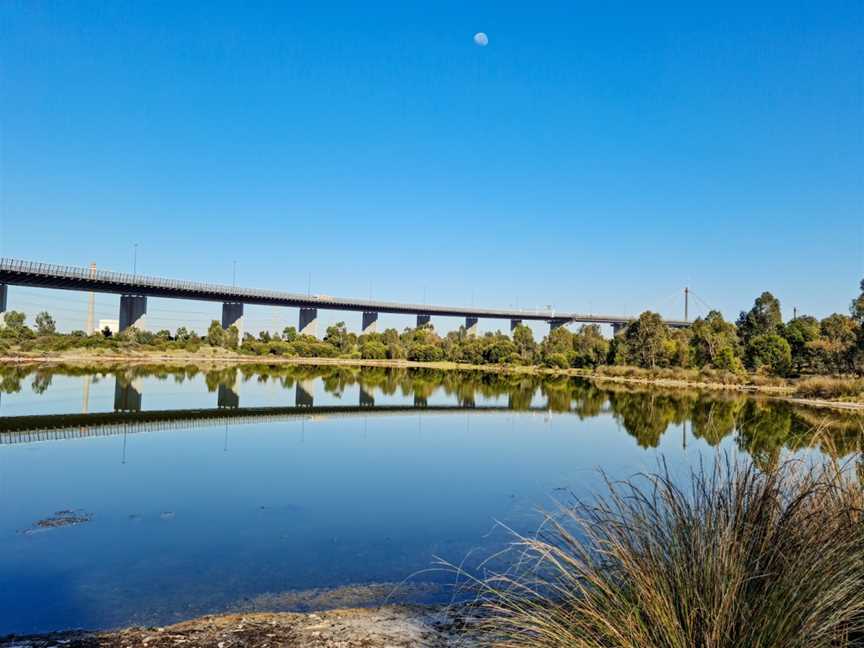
[97,319,119,335]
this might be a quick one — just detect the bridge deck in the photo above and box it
[0,258,690,327]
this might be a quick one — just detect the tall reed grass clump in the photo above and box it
[472,456,864,648]
[794,376,864,400]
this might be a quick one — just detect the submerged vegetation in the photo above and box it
[472,455,864,648]
[1,282,863,385]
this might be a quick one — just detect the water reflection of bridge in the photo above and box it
[0,403,565,445]
[0,375,619,444]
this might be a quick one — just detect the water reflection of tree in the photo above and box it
[690,398,744,446]
[735,401,793,471]
[4,363,862,462]
[608,390,695,448]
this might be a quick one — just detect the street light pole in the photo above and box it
[232,261,237,288]
[132,244,138,281]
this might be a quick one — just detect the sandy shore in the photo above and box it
[0,606,476,648]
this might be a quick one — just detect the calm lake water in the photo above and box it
[0,364,861,635]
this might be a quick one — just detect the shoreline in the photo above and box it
[1,352,862,412]
[0,605,475,648]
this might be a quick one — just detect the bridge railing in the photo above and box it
[0,257,301,302]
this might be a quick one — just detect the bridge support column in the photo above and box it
[549,320,567,333]
[465,316,478,336]
[509,319,522,332]
[359,386,375,407]
[119,295,147,332]
[299,308,318,337]
[221,302,244,337]
[416,314,431,328]
[361,311,378,335]
[0,284,6,326]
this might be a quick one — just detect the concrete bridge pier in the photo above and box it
[0,284,6,325]
[119,295,147,331]
[359,386,375,407]
[509,319,522,331]
[221,302,244,337]
[416,314,431,328]
[612,322,629,336]
[361,311,378,335]
[465,316,478,336]
[114,379,142,412]
[299,308,318,337]
[549,319,567,333]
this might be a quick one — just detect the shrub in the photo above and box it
[544,352,569,369]
[472,456,864,648]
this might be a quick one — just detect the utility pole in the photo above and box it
[86,262,96,333]
[684,287,689,322]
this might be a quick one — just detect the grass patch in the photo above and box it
[470,456,864,647]
[794,376,864,401]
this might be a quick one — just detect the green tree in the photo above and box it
[571,324,609,368]
[3,310,26,331]
[360,340,387,359]
[207,320,225,346]
[34,311,56,336]
[224,325,240,350]
[851,278,864,324]
[512,324,537,364]
[624,311,669,368]
[737,291,782,345]
[324,322,354,353]
[689,310,742,371]
[746,333,792,375]
[282,326,298,342]
[782,315,819,372]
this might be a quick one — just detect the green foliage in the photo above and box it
[737,291,783,344]
[2,277,862,380]
[1,310,32,340]
[35,311,56,336]
[690,310,743,372]
[571,325,610,368]
[360,340,387,359]
[851,278,864,324]
[747,333,792,376]
[623,311,669,369]
[207,320,225,346]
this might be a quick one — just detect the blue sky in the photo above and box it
[1,1,862,335]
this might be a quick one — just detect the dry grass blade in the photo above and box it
[470,454,864,648]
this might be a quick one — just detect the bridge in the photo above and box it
[0,258,690,336]
[0,403,572,445]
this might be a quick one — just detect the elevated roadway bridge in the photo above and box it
[0,258,690,336]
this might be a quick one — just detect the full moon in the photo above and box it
[473,32,489,46]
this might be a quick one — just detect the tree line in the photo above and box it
[2,279,863,377]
